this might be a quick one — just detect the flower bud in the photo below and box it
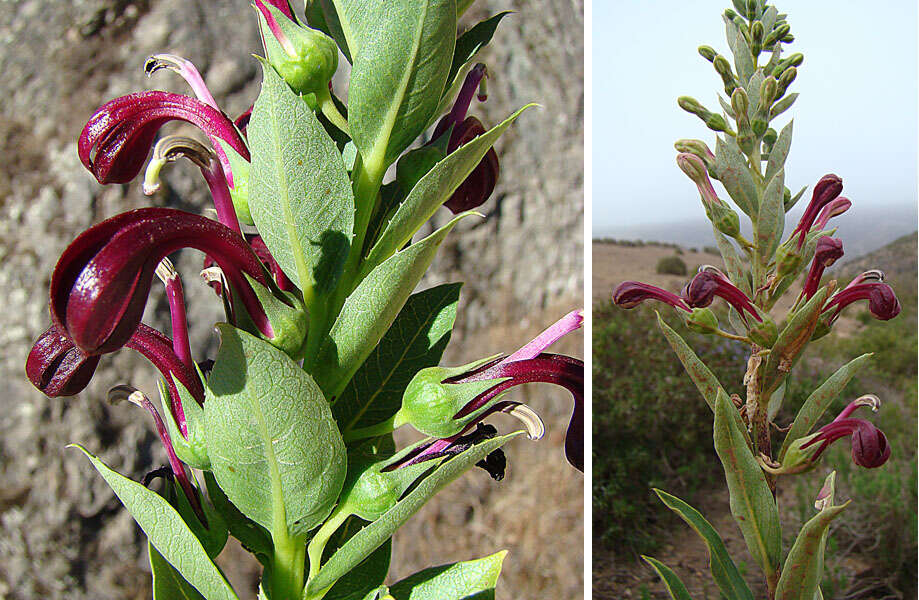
[705,113,730,133]
[256,0,339,96]
[764,23,791,47]
[730,88,749,119]
[751,21,764,45]
[685,307,719,334]
[708,201,741,238]
[698,45,717,62]
[760,76,778,107]
[713,55,736,94]
[678,96,706,118]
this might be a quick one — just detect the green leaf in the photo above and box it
[349,0,456,170]
[158,374,210,470]
[654,490,754,600]
[388,551,506,600]
[756,167,785,260]
[150,543,207,600]
[657,313,725,411]
[335,283,461,433]
[770,93,798,120]
[205,324,347,537]
[641,556,693,600]
[204,471,273,562]
[744,69,765,118]
[775,500,850,599]
[716,136,759,216]
[445,12,512,96]
[365,105,533,272]
[712,227,752,297]
[306,432,522,595]
[316,0,384,62]
[724,16,754,82]
[766,120,793,183]
[761,287,829,396]
[249,62,354,299]
[71,445,239,600]
[713,391,782,578]
[315,213,474,397]
[778,354,873,461]
[324,524,392,600]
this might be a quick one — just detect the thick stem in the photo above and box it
[272,529,307,600]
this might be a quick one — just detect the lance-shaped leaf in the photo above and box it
[315,214,473,397]
[716,136,759,216]
[766,120,793,183]
[442,11,512,104]
[365,105,533,272]
[775,474,850,600]
[654,489,754,600]
[756,168,785,260]
[778,354,873,461]
[248,62,354,299]
[313,0,384,62]
[770,93,798,121]
[713,391,782,579]
[306,432,521,595]
[150,543,206,600]
[762,287,829,396]
[205,324,347,537]
[712,227,752,297]
[349,0,455,170]
[334,283,461,434]
[641,556,693,600]
[657,313,724,411]
[70,445,239,600]
[724,15,754,82]
[388,551,507,600]
[323,523,392,600]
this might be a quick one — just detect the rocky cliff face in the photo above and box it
[0,1,583,598]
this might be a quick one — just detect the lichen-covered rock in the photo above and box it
[0,1,582,598]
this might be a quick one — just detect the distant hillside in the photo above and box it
[595,204,917,259]
[842,232,917,284]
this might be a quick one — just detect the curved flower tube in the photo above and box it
[78,91,249,188]
[800,236,843,301]
[812,196,851,231]
[676,152,720,208]
[801,409,891,469]
[682,267,761,322]
[431,64,499,213]
[613,281,691,312]
[823,271,900,323]
[790,174,843,249]
[50,207,271,355]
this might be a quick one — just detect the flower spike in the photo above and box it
[50,207,271,355]
[682,266,762,322]
[79,91,248,188]
[613,281,691,312]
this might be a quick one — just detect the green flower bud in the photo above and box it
[705,113,730,132]
[760,76,778,107]
[685,307,719,334]
[764,128,778,147]
[713,55,737,94]
[241,275,309,359]
[745,0,760,19]
[748,316,778,347]
[752,119,768,137]
[774,433,821,474]
[396,145,445,194]
[709,201,741,238]
[678,96,706,117]
[778,66,797,87]
[776,243,803,277]
[398,356,508,439]
[763,23,791,47]
[674,139,718,177]
[257,2,339,96]
[698,45,717,62]
[782,33,795,43]
[725,8,740,20]
[731,88,749,120]
[751,21,764,45]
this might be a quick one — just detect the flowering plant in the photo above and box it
[612,2,899,597]
[26,2,583,598]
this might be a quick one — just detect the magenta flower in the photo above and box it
[50,207,271,355]
[26,323,101,398]
[79,91,248,189]
[812,196,851,231]
[823,271,900,323]
[682,267,761,322]
[800,397,891,468]
[431,64,499,213]
[800,237,844,300]
[789,174,844,249]
[676,152,721,209]
[613,281,691,312]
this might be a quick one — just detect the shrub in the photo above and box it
[655,255,687,276]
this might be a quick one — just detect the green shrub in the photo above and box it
[655,255,687,276]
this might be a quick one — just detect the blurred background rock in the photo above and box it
[0,1,583,598]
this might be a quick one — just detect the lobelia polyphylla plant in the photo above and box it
[612,3,899,598]
[25,2,583,599]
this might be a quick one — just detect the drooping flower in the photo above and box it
[397,310,585,470]
[49,207,271,355]
[812,196,851,231]
[789,174,844,249]
[823,271,900,323]
[799,236,843,301]
[431,64,499,213]
[682,266,761,322]
[613,281,691,312]
[799,396,891,468]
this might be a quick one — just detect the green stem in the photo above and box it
[713,329,752,344]
[315,87,350,136]
[304,505,351,597]
[342,412,401,443]
[272,529,307,600]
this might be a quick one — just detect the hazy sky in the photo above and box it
[592,1,918,234]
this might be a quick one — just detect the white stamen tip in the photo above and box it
[503,404,545,441]
[107,384,142,406]
[155,257,178,285]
